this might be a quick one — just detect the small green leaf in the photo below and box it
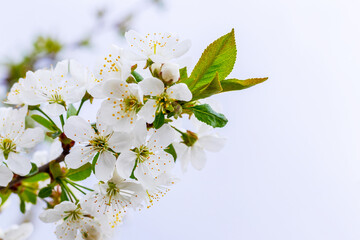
[153,111,165,129]
[91,153,100,174]
[23,172,50,183]
[179,67,188,80]
[20,199,26,214]
[131,70,144,82]
[26,163,38,177]
[31,114,57,130]
[191,72,223,100]
[20,189,37,204]
[67,104,77,119]
[189,104,228,128]
[38,186,53,198]
[164,144,177,162]
[220,77,268,92]
[0,189,11,206]
[49,161,63,179]
[181,29,236,94]
[67,163,92,181]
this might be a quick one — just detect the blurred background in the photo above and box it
[1,0,360,239]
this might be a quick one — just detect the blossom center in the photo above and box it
[134,145,151,163]
[124,95,142,113]
[49,92,65,105]
[155,92,173,114]
[0,138,16,159]
[106,182,120,197]
[63,208,83,222]
[89,136,108,153]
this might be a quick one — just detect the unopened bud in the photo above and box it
[160,63,180,84]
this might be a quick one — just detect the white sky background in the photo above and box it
[1,0,360,239]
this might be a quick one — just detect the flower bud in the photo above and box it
[160,62,180,84]
[150,63,162,78]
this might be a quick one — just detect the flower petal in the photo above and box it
[138,77,164,96]
[138,99,157,123]
[167,83,192,101]
[197,135,226,152]
[148,124,176,149]
[42,103,66,117]
[65,146,94,169]
[64,116,96,143]
[17,127,44,148]
[0,165,13,187]
[94,151,116,181]
[116,151,137,179]
[190,146,207,170]
[108,132,132,152]
[172,39,191,58]
[7,153,32,176]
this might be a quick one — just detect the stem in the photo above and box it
[66,181,86,195]
[67,181,94,192]
[34,106,60,131]
[76,99,86,115]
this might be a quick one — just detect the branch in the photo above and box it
[0,150,68,191]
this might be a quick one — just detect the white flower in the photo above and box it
[0,107,44,186]
[116,120,176,186]
[142,173,178,209]
[0,223,34,240]
[125,30,191,62]
[64,116,130,181]
[98,79,144,132]
[159,62,180,84]
[7,60,88,116]
[82,172,145,228]
[89,45,131,99]
[31,139,62,167]
[39,201,101,240]
[173,123,226,171]
[137,77,192,123]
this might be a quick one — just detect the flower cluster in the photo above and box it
[0,29,267,240]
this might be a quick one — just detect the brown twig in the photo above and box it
[0,150,68,191]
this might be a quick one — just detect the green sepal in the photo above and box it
[38,186,53,198]
[188,104,228,128]
[0,189,11,206]
[26,163,39,177]
[164,144,177,162]
[20,199,26,214]
[67,163,92,182]
[66,104,77,119]
[220,77,268,92]
[153,111,165,129]
[91,152,100,174]
[131,70,144,82]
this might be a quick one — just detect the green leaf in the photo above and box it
[164,144,177,162]
[49,161,63,179]
[189,104,228,128]
[91,153,100,174]
[38,186,53,198]
[67,163,92,181]
[26,163,38,177]
[191,72,223,100]
[23,172,50,183]
[0,189,11,206]
[31,114,57,130]
[67,104,77,119]
[220,77,268,92]
[179,67,188,80]
[181,29,236,95]
[153,111,165,129]
[19,188,37,205]
[20,199,26,214]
